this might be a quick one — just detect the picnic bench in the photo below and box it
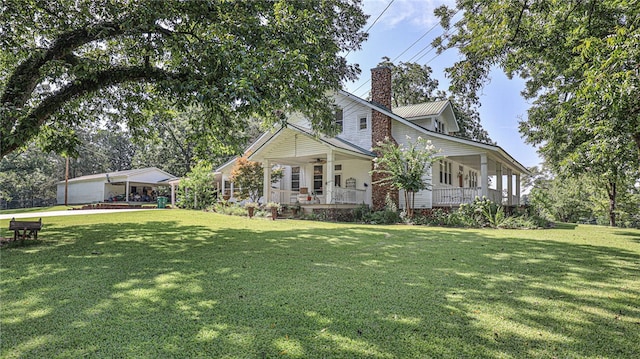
[9,218,43,241]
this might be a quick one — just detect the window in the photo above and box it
[334,174,342,187]
[334,164,342,171]
[435,119,445,133]
[469,171,478,188]
[334,108,344,132]
[359,115,367,130]
[313,165,323,194]
[439,160,453,184]
[291,166,300,191]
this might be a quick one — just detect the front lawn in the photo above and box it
[1,211,639,358]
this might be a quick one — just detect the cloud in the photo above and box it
[363,0,456,30]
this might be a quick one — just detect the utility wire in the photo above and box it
[344,0,396,58]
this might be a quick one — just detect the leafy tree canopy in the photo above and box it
[434,0,640,168]
[1,0,368,158]
[377,58,493,144]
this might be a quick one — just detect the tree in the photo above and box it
[1,0,368,158]
[229,154,283,203]
[177,161,216,210]
[371,136,441,218]
[377,58,493,144]
[434,0,640,225]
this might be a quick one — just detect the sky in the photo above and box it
[343,0,541,169]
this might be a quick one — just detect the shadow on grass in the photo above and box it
[1,220,639,358]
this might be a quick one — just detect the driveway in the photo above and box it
[0,208,158,220]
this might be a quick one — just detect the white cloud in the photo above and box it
[363,0,456,30]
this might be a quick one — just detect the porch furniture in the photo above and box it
[9,217,43,241]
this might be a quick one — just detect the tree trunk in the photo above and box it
[607,181,616,227]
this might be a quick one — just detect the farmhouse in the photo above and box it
[56,167,177,205]
[217,67,528,210]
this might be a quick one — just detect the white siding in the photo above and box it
[333,94,373,151]
[57,180,105,204]
[263,130,326,159]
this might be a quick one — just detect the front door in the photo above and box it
[313,165,323,195]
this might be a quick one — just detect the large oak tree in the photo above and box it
[0,0,367,158]
[434,0,639,226]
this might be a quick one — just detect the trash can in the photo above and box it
[157,196,167,209]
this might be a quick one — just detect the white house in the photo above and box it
[56,167,177,205]
[216,67,528,210]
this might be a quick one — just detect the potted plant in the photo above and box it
[266,202,281,220]
[245,202,258,218]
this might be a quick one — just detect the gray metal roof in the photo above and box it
[392,100,450,119]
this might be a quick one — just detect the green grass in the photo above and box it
[1,211,639,358]
[0,205,77,215]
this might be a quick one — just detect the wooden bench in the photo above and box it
[9,218,43,241]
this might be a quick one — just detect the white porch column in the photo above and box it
[480,154,489,197]
[171,183,176,206]
[507,168,513,206]
[326,150,334,204]
[126,180,130,202]
[496,162,503,205]
[515,173,521,206]
[263,159,271,204]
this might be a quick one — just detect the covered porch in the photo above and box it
[248,126,374,207]
[431,152,525,207]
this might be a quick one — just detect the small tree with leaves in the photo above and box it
[229,154,283,203]
[371,136,441,218]
[178,161,216,210]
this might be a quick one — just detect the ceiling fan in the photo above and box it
[310,158,327,164]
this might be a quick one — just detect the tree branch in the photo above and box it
[2,66,185,157]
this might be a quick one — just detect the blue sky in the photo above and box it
[343,0,540,168]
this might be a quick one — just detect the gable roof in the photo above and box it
[392,100,450,119]
[337,90,528,174]
[58,167,177,184]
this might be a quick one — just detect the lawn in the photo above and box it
[1,210,639,358]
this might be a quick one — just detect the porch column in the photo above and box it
[515,173,521,206]
[263,159,271,204]
[507,168,513,206]
[126,180,130,202]
[480,154,488,197]
[326,150,334,204]
[171,183,176,206]
[495,162,503,205]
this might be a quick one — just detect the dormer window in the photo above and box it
[334,108,344,132]
[435,119,445,133]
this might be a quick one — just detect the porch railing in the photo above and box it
[333,187,366,204]
[433,187,481,206]
[433,187,518,206]
[270,188,365,205]
[270,189,300,204]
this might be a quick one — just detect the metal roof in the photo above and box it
[392,100,450,119]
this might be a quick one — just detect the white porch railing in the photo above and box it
[333,187,366,204]
[433,187,519,206]
[270,189,300,204]
[433,187,481,206]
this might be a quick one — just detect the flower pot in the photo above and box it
[300,187,308,194]
[270,207,278,220]
[222,195,231,201]
[247,207,255,218]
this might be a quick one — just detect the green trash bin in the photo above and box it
[157,196,167,209]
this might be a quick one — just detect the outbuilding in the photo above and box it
[56,167,177,205]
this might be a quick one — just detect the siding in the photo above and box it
[57,180,105,204]
[333,94,373,151]
[264,130,327,159]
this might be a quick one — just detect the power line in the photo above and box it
[345,0,396,58]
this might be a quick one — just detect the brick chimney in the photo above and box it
[370,66,398,211]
